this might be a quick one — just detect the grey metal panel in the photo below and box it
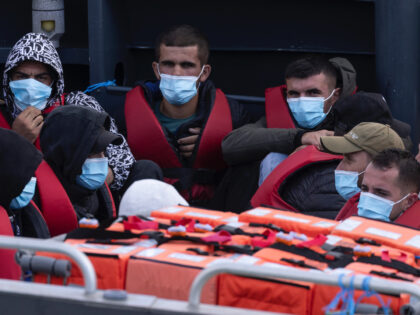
[375,0,420,146]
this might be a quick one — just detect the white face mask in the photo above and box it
[158,65,204,106]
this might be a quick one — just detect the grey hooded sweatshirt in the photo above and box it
[221,57,358,165]
[2,33,135,190]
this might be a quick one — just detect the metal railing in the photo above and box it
[188,263,420,314]
[0,236,96,294]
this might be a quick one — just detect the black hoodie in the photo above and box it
[0,129,42,208]
[40,105,114,219]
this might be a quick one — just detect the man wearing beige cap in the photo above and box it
[320,122,405,221]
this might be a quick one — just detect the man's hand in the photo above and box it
[105,167,114,185]
[178,127,201,158]
[11,107,44,144]
[301,129,334,150]
[416,144,420,164]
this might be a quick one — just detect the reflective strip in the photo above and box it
[136,248,165,258]
[168,253,206,263]
[312,221,336,228]
[157,207,183,214]
[335,219,362,231]
[184,211,221,219]
[111,246,138,254]
[405,235,420,249]
[326,235,342,245]
[77,244,111,250]
[247,208,272,216]
[273,214,310,223]
[365,227,401,240]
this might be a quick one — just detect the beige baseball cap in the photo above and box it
[320,122,405,156]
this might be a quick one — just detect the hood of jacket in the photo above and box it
[329,57,357,99]
[40,105,111,201]
[0,129,42,208]
[2,32,64,117]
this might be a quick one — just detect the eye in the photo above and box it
[287,91,299,98]
[360,185,368,192]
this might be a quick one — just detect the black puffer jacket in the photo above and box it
[279,159,345,219]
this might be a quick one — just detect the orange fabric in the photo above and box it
[311,283,404,315]
[332,216,420,255]
[251,145,342,210]
[151,205,238,227]
[265,85,296,129]
[35,240,146,289]
[125,247,223,303]
[239,207,337,237]
[218,274,312,315]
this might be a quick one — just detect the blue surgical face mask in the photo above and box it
[158,65,204,106]
[287,89,335,129]
[357,192,409,222]
[76,157,109,190]
[334,170,364,200]
[10,177,37,210]
[9,78,52,111]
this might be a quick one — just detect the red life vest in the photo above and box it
[124,86,233,202]
[335,192,360,221]
[34,160,78,236]
[336,194,420,229]
[0,206,20,280]
[396,200,420,229]
[251,145,342,211]
[265,84,295,129]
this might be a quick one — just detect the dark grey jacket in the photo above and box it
[222,57,357,165]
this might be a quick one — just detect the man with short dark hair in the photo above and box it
[320,123,408,221]
[212,56,356,212]
[357,148,420,224]
[124,24,249,207]
[222,56,356,167]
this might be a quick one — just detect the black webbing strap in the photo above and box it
[357,255,420,277]
[269,242,353,269]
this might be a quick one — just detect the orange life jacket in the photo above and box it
[332,216,420,256]
[151,205,238,227]
[34,238,150,289]
[125,247,239,303]
[218,259,314,315]
[265,84,296,128]
[124,86,232,202]
[251,145,342,211]
[239,207,338,237]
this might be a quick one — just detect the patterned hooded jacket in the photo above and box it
[2,32,134,190]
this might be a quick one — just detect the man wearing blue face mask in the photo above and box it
[40,105,124,221]
[357,149,420,227]
[0,33,158,200]
[123,25,250,207]
[320,122,406,221]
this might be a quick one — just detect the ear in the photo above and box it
[152,62,160,80]
[404,192,419,210]
[198,64,211,83]
[333,87,341,97]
